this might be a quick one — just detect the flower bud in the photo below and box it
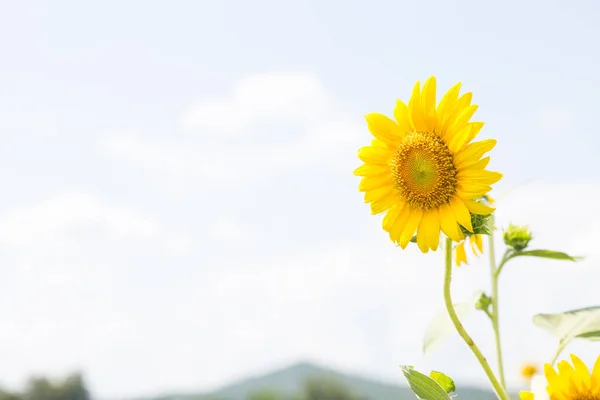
[503,224,533,251]
[475,293,492,311]
[460,212,492,237]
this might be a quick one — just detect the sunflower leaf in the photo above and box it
[401,366,452,400]
[533,306,600,347]
[509,249,581,262]
[429,371,456,394]
[422,291,483,356]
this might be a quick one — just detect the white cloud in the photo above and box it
[100,72,363,182]
[0,191,160,249]
[181,72,333,133]
[0,191,194,255]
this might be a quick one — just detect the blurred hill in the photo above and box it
[146,362,518,400]
[0,372,89,400]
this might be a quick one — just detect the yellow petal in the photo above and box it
[357,144,394,165]
[468,237,477,255]
[370,138,388,148]
[450,196,473,232]
[438,203,462,242]
[545,363,571,399]
[421,76,437,131]
[463,199,495,215]
[454,139,497,169]
[590,355,600,391]
[447,123,474,154]
[417,209,440,252]
[456,184,492,200]
[458,170,503,185]
[416,226,429,253]
[364,186,393,202]
[388,203,411,242]
[519,392,534,400]
[544,363,561,388]
[370,190,398,215]
[365,113,404,147]
[408,81,426,131]
[455,92,473,110]
[570,354,591,390]
[464,121,484,143]
[399,207,423,249]
[462,156,490,171]
[440,92,472,136]
[447,104,478,137]
[383,203,404,231]
[455,242,467,266]
[448,121,484,154]
[557,360,575,385]
[436,82,461,120]
[393,100,413,134]
[359,174,392,191]
[354,164,390,177]
[473,234,483,254]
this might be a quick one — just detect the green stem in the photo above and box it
[444,237,510,400]
[483,308,494,321]
[488,220,507,389]
[550,341,568,366]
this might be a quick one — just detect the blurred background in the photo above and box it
[0,0,599,399]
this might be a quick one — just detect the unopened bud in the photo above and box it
[475,293,492,311]
[503,224,533,251]
[460,212,492,237]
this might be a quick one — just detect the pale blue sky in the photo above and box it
[0,0,599,398]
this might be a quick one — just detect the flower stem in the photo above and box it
[550,340,568,366]
[488,219,507,389]
[444,237,510,400]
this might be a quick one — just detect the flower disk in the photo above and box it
[391,131,457,210]
[520,354,600,400]
[355,76,502,253]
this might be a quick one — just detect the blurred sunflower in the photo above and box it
[521,363,539,380]
[520,354,600,400]
[355,77,501,252]
[455,234,483,266]
[455,194,494,265]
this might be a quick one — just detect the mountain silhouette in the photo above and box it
[143,361,519,400]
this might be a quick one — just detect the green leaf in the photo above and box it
[422,291,483,356]
[510,249,580,262]
[400,366,452,400]
[533,306,600,348]
[429,371,455,394]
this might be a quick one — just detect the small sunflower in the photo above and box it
[455,234,484,266]
[355,77,501,252]
[521,363,539,380]
[520,354,600,400]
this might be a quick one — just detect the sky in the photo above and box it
[0,0,600,398]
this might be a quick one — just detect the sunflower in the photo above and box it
[521,363,540,380]
[355,76,502,252]
[455,234,484,266]
[520,354,600,400]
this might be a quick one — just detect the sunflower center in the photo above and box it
[391,131,457,210]
[572,395,600,400]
